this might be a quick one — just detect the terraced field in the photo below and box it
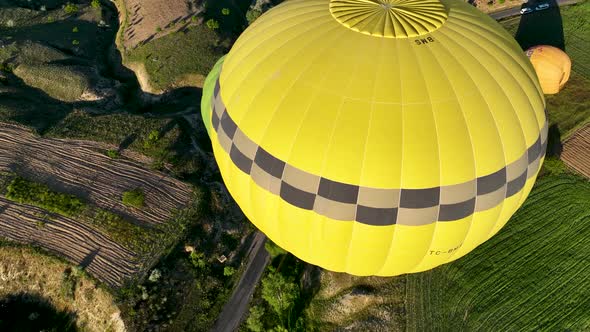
[561,124,590,177]
[0,123,192,226]
[0,197,138,287]
[0,123,195,286]
[405,174,590,331]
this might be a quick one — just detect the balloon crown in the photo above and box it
[329,0,448,38]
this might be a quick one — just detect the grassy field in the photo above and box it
[405,173,590,331]
[126,25,226,91]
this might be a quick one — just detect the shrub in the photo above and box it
[106,149,119,158]
[148,269,162,282]
[72,26,78,32]
[246,9,262,25]
[190,251,207,270]
[223,266,235,277]
[72,39,79,45]
[246,305,265,332]
[156,26,162,32]
[206,19,219,30]
[265,240,287,258]
[221,8,230,15]
[91,0,101,9]
[64,2,78,14]
[5,176,86,217]
[122,188,145,208]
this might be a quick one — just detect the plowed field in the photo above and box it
[120,0,200,49]
[0,197,138,287]
[561,124,590,178]
[0,123,192,226]
[0,123,193,286]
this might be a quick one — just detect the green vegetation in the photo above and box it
[126,25,226,90]
[189,250,207,270]
[545,73,590,138]
[13,64,89,102]
[206,19,220,30]
[265,240,288,259]
[5,176,85,217]
[72,26,78,32]
[223,266,236,276]
[64,3,79,14]
[261,268,300,325]
[246,9,262,25]
[122,188,145,208]
[91,0,101,9]
[106,149,119,159]
[222,8,231,15]
[246,305,266,332]
[1,175,166,255]
[405,174,590,331]
[561,2,590,79]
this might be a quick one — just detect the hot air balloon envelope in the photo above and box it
[526,45,571,94]
[201,0,547,276]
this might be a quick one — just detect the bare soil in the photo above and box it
[561,124,590,178]
[120,0,202,49]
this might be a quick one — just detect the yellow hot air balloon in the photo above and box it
[525,45,571,94]
[201,0,547,276]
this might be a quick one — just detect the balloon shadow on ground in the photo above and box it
[515,0,565,51]
[546,123,563,157]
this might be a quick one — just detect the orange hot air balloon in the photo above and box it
[525,45,571,94]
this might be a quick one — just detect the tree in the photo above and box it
[91,0,101,9]
[265,240,287,258]
[261,270,299,320]
[221,8,230,15]
[246,305,265,332]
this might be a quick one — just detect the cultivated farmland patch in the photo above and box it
[0,123,192,226]
[561,124,590,178]
[0,123,196,286]
[119,0,202,49]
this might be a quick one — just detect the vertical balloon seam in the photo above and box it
[449,16,542,101]
[424,31,479,264]
[447,17,546,125]
[432,28,509,255]
[455,35,532,245]
[403,37,442,273]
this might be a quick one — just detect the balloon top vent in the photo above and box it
[329,0,448,38]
